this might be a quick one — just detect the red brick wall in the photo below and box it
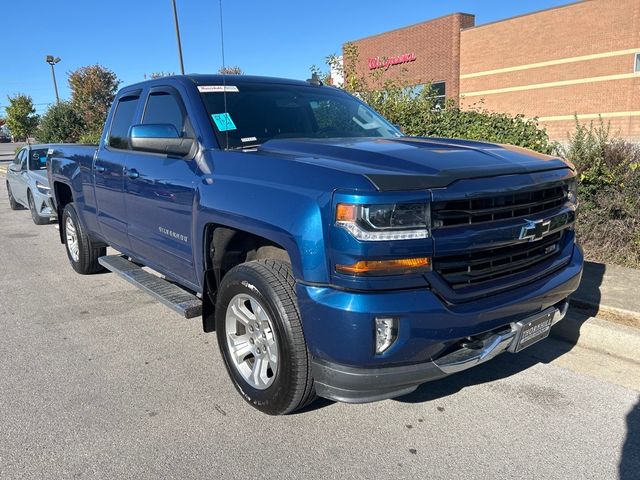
[460,0,640,141]
[348,13,475,101]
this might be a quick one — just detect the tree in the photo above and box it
[5,94,39,141]
[218,66,244,75]
[36,101,84,143]
[68,64,120,138]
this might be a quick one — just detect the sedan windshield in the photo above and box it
[199,83,402,150]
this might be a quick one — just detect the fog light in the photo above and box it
[375,317,398,354]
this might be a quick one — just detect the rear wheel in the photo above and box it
[216,259,316,415]
[7,182,22,210]
[28,191,50,225]
[62,203,105,274]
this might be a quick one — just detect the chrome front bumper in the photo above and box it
[433,301,569,375]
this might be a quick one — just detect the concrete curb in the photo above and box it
[551,312,640,363]
[570,297,640,325]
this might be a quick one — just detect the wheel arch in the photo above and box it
[201,223,294,333]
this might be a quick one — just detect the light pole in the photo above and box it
[45,55,61,104]
[171,0,185,74]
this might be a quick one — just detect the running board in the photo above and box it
[98,255,202,319]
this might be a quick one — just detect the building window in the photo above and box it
[430,82,446,107]
[636,53,640,73]
[413,82,446,108]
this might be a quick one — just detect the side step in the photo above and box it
[98,255,202,319]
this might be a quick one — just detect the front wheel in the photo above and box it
[28,191,50,225]
[215,260,316,415]
[62,203,105,274]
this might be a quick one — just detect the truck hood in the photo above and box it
[257,137,570,190]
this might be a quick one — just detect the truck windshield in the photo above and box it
[199,83,402,150]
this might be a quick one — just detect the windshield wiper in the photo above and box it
[228,144,262,151]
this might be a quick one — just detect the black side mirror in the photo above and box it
[129,124,194,157]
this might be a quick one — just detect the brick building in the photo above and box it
[346,0,640,141]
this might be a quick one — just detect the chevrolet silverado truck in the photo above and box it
[48,74,583,415]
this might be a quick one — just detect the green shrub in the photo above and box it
[360,85,553,154]
[557,119,640,268]
[36,101,84,143]
[78,130,101,145]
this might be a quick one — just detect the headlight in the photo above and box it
[567,178,578,205]
[336,203,430,241]
[35,181,50,195]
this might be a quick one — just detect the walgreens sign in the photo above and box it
[368,52,417,70]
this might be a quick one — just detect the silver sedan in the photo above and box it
[6,144,55,225]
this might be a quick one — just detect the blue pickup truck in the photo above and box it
[48,74,583,415]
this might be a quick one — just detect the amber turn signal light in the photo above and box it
[336,203,357,222]
[336,257,431,276]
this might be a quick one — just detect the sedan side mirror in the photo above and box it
[129,124,194,157]
[8,163,21,172]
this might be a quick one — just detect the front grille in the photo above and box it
[433,231,565,290]
[432,184,566,228]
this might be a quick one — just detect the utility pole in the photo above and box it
[45,55,61,104]
[171,0,185,74]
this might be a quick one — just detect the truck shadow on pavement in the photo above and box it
[620,400,640,480]
[394,334,576,404]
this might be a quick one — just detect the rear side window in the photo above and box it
[143,91,192,136]
[109,95,140,149]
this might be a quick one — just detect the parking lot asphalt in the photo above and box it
[0,180,639,480]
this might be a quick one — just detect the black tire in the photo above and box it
[7,182,22,210]
[216,259,316,415]
[28,190,50,225]
[62,203,106,274]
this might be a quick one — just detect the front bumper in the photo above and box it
[311,302,568,403]
[298,244,583,403]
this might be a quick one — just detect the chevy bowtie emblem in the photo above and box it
[519,219,551,242]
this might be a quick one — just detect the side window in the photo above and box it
[108,95,140,149]
[143,91,192,137]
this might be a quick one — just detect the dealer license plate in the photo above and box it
[513,310,555,352]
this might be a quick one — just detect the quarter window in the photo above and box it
[635,53,640,73]
[109,95,140,149]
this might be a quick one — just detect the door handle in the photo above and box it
[126,168,140,179]
[95,165,106,173]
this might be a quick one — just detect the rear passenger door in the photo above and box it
[94,92,141,250]
[123,86,198,285]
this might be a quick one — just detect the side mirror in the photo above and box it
[129,124,194,157]
[9,163,21,172]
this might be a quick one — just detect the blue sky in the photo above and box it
[1,0,570,116]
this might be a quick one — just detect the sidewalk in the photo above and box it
[571,261,640,325]
[551,260,640,363]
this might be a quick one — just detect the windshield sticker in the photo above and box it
[198,85,239,93]
[212,113,237,132]
[241,136,257,143]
